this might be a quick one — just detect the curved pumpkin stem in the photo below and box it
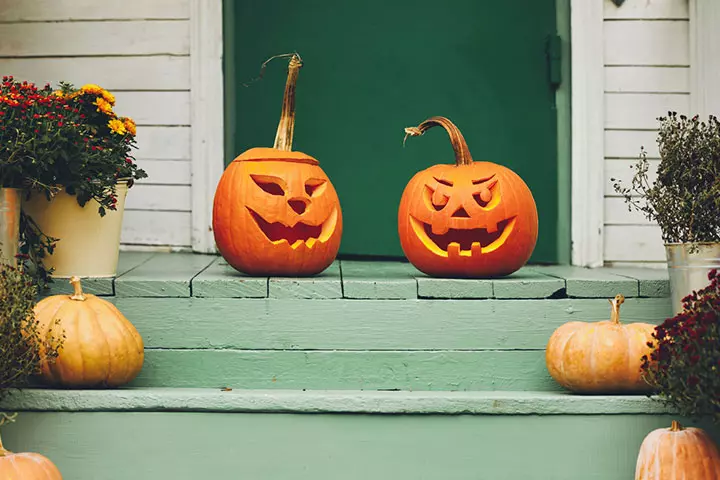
[69,276,86,301]
[609,294,625,324]
[273,53,303,152]
[403,116,473,166]
[670,420,684,432]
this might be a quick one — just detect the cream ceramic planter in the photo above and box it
[22,182,129,278]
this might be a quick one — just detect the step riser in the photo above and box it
[4,412,716,480]
[113,297,672,350]
[100,297,670,390]
[131,349,562,391]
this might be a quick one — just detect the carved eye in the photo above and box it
[473,179,498,207]
[472,175,495,185]
[305,178,327,197]
[424,185,448,211]
[434,176,453,187]
[251,175,285,196]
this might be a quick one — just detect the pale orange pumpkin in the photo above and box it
[636,420,720,479]
[33,276,144,387]
[213,54,342,276]
[399,116,538,278]
[0,428,62,479]
[545,294,655,393]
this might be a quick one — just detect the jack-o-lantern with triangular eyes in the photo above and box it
[213,54,342,276]
[398,116,538,278]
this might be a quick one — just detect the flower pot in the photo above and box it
[21,182,129,278]
[665,242,720,315]
[0,188,20,267]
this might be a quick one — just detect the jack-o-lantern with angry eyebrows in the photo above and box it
[213,54,342,276]
[398,116,538,278]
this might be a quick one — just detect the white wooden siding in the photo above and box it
[0,0,192,248]
[602,0,690,266]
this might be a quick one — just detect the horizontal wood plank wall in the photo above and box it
[0,0,192,249]
[602,0,689,267]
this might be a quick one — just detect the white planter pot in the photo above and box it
[22,182,129,278]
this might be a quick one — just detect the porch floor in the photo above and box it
[43,252,671,300]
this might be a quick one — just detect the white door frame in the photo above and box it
[189,0,224,254]
[569,0,605,267]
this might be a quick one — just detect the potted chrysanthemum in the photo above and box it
[22,82,147,279]
[613,112,720,314]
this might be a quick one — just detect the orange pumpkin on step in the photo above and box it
[0,421,62,479]
[635,420,720,479]
[398,116,538,278]
[32,276,144,387]
[213,54,342,276]
[545,294,655,393]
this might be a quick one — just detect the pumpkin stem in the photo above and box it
[670,420,684,432]
[403,116,474,166]
[273,53,303,152]
[609,294,625,324]
[0,412,18,456]
[69,276,86,301]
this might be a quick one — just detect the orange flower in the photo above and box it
[121,116,136,136]
[93,97,114,116]
[108,118,126,135]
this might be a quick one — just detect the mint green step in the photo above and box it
[1,388,715,480]
[36,253,673,391]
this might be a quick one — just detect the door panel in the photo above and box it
[226,0,559,262]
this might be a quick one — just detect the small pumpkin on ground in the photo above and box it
[0,414,62,479]
[32,276,144,387]
[399,116,538,278]
[545,294,655,393]
[635,420,720,479]
[213,53,343,276]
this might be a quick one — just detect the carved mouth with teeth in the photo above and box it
[409,216,517,257]
[247,207,338,249]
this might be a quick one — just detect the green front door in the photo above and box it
[224,0,562,263]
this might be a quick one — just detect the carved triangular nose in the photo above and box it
[288,199,307,215]
[451,206,470,218]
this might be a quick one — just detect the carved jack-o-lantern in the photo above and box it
[213,55,342,276]
[398,116,538,278]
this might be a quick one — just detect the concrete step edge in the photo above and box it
[0,387,671,415]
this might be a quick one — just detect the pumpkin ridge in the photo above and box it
[96,299,135,384]
[90,299,115,385]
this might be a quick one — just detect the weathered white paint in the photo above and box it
[125,185,192,212]
[689,0,720,117]
[605,93,689,129]
[570,0,605,267]
[0,0,189,21]
[121,211,192,247]
[0,0,193,249]
[134,127,191,160]
[604,21,689,66]
[604,159,660,196]
[189,0,224,254]
[604,225,665,262]
[0,57,190,91]
[604,130,659,158]
[137,160,192,186]
[605,66,689,93]
[113,92,190,126]
[602,0,690,265]
[603,0,688,19]
[0,21,189,57]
